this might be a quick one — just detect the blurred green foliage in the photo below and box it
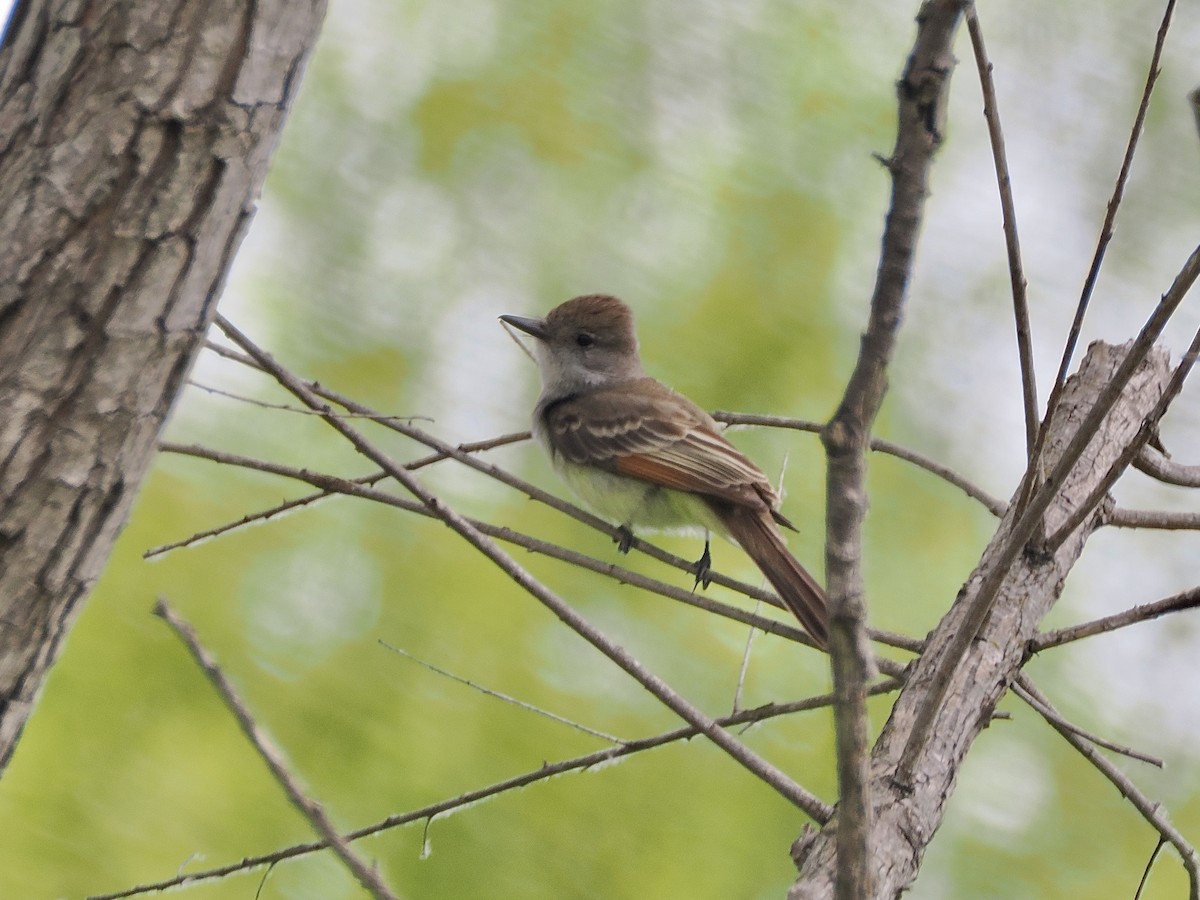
[2,1,1198,898]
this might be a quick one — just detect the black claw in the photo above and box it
[692,539,713,590]
[614,525,635,554]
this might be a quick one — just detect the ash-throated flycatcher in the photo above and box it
[500,294,828,648]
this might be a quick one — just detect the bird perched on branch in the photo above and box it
[501,294,828,649]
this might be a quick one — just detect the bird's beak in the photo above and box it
[499,313,548,341]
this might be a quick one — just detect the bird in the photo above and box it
[500,294,828,649]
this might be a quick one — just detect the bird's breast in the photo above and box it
[551,454,722,536]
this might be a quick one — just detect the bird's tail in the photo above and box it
[714,503,829,649]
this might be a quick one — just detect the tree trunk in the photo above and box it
[0,0,326,771]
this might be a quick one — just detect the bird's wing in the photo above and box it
[541,378,781,512]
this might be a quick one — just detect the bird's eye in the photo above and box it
[575,332,595,348]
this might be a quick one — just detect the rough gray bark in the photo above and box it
[0,0,326,770]
[791,341,1172,897]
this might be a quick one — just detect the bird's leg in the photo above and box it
[614,525,635,554]
[692,537,713,590]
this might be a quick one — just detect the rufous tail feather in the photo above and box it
[713,502,829,649]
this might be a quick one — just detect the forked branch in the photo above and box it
[793,341,1176,897]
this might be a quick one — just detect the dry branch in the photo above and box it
[154,599,399,900]
[1136,444,1200,487]
[965,3,1037,457]
[1033,0,1176,450]
[1019,678,1199,895]
[1032,587,1200,651]
[92,679,902,900]
[791,340,1174,897]
[816,1,966,895]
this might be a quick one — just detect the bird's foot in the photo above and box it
[692,540,713,591]
[614,525,635,554]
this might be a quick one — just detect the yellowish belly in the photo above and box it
[554,457,724,537]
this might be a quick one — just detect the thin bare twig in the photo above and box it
[714,412,1006,516]
[148,431,528,560]
[89,678,903,900]
[966,2,1037,457]
[733,611,761,713]
[152,599,400,900]
[1020,0,1177,514]
[187,380,430,422]
[214,314,833,821]
[157,441,925,657]
[379,641,625,743]
[204,339,258,366]
[1013,675,1163,767]
[147,465,388,558]
[1044,0,1176,402]
[1106,508,1200,530]
[1137,841,1170,900]
[1020,676,1200,898]
[1031,586,1200,652]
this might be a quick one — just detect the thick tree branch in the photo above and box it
[0,0,326,771]
[794,341,1172,896]
[901,242,1200,774]
[1045,319,1200,549]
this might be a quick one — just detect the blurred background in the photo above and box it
[1,1,1198,898]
